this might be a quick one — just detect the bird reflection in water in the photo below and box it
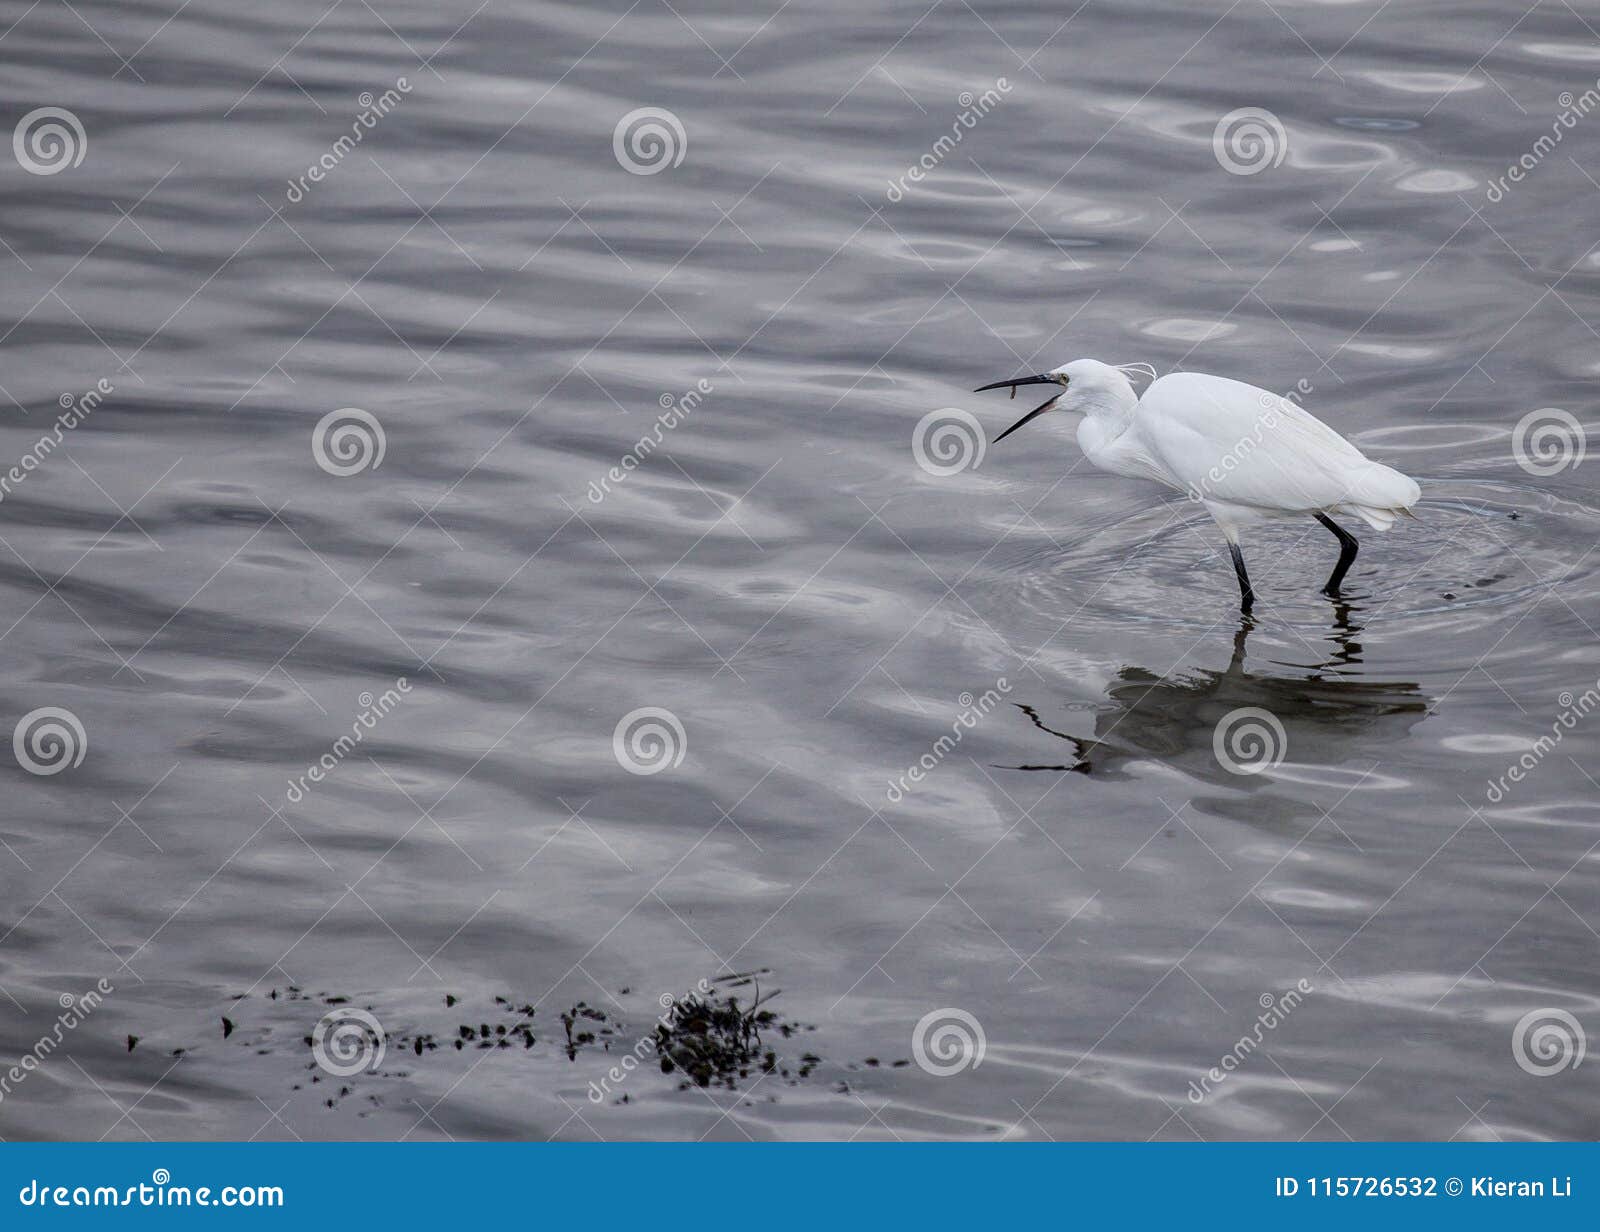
[1006,604,1428,779]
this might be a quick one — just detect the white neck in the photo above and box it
[1077,371,1139,422]
[1073,376,1147,477]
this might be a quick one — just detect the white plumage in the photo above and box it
[974,358,1420,610]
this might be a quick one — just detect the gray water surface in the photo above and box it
[2,0,1599,1140]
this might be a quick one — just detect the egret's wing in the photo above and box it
[1137,373,1416,513]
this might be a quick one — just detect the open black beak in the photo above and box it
[974,373,1064,443]
[994,395,1060,442]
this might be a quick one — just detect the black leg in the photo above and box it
[1228,542,1255,613]
[1314,513,1359,596]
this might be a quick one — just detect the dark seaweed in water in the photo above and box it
[223,977,850,1109]
[559,1002,615,1060]
[652,975,800,1090]
[544,972,824,1092]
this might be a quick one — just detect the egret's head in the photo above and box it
[974,358,1143,441]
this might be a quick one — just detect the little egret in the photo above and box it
[974,359,1420,612]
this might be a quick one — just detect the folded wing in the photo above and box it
[1138,372,1420,528]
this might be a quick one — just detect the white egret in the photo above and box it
[974,359,1420,611]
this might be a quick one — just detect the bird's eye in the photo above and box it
[1057,374,1070,386]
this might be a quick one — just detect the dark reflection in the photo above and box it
[1005,607,1428,779]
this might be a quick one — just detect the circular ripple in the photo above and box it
[999,479,1600,635]
[1333,116,1422,132]
[1352,422,1509,452]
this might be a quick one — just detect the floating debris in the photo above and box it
[145,976,901,1114]
[559,1002,614,1060]
[627,972,824,1091]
